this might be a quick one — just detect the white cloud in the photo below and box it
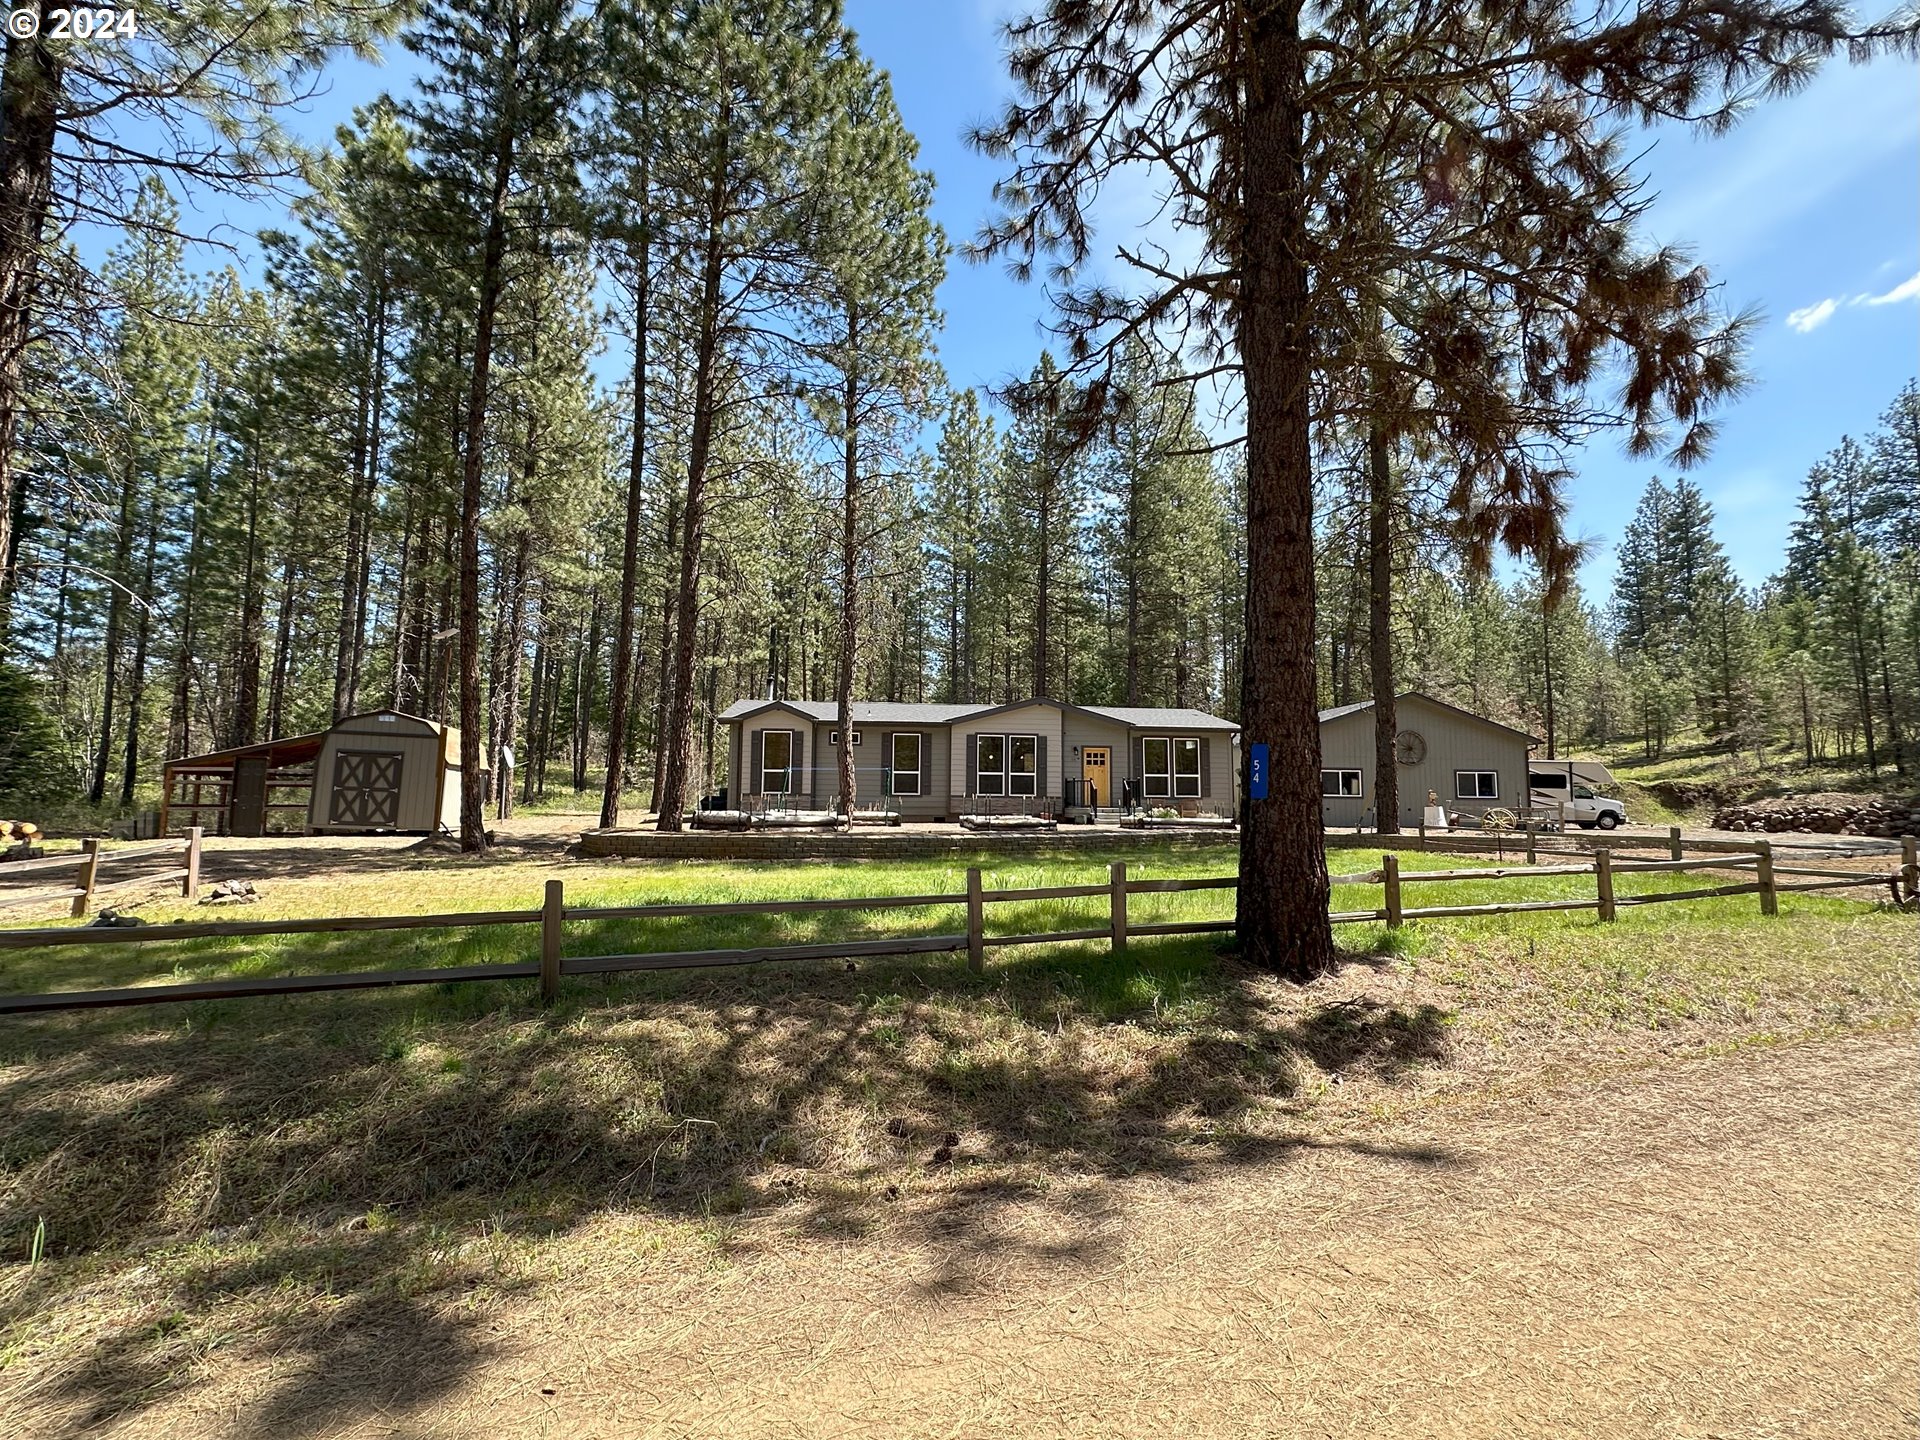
[1861,271,1920,306]
[1786,297,1839,332]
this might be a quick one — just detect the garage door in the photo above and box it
[331,750,403,828]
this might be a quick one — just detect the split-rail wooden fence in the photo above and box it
[0,828,203,919]
[0,833,1909,1018]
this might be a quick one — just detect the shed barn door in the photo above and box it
[331,750,403,828]
[231,756,269,837]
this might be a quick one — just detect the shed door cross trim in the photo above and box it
[332,750,403,828]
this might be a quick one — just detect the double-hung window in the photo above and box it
[1321,769,1362,797]
[1142,736,1201,798]
[973,734,1037,797]
[890,733,922,796]
[1456,770,1499,800]
[976,734,1006,796]
[1008,735,1038,796]
[760,730,794,794]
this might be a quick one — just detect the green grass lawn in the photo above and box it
[0,841,1910,1427]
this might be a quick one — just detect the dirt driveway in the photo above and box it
[37,1027,1913,1440]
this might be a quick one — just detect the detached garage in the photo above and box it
[160,710,467,837]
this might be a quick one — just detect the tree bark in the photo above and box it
[834,305,860,826]
[601,214,650,829]
[89,462,139,803]
[1367,422,1399,833]
[1235,1,1332,980]
[0,3,58,624]
[454,125,518,852]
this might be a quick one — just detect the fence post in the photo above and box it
[1668,825,1683,862]
[1382,853,1402,929]
[1595,847,1615,923]
[966,867,985,973]
[540,879,564,1004]
[1755,841,1777,917]
[1524,824,1536,866]
[70,839,101,919]
[1109,861,1128,956]
[183,827,203,900]
[1902,836,1918,899]
[1417,816,1427,850]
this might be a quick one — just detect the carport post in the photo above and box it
[1668,826,1683,861]
[541,879,565,1003]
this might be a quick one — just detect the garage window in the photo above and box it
[1456,770,1499,800]
[1321,769,1362,797]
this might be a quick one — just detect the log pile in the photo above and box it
[1,819,44,861]
[1712,794,1920,838]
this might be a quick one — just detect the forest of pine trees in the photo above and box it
[0,0,1913,870]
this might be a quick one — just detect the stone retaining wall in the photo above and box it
[1711,796,1920,838]
[578,826,1240,862]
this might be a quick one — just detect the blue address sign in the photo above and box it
[1248,742,1269,800]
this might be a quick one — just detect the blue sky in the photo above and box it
[152,5,1919,599]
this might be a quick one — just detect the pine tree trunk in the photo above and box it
[89,464,139,803]
[120,509,159,804]
[231,464,268,747]
[835,309,860,826]
[1367,421,1398,834]
[657,154,728,833]
[0,7,57,622]
[602,221,650,829]
[1235,1,1332,980]
[455,130,517,852]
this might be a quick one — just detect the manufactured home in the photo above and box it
[1317,692,1535,829]
[717,698,1240,820]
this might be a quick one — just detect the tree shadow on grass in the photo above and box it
[0,936,1457,1437]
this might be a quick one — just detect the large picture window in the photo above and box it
[1143,736,1201,799]
[974,733,1038,797]
[1456,770,1499,799]
[760,730,794,794]
[1321,769,1362,797]
[976,734,1006,796]
[890,733,922,796]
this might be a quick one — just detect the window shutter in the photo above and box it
[881,731,894,796]
[1200,737,1212,797]
[751,730,764,793]
[1131,737,1144,789]
[1037,735,1048,797]
[966,734,978,796]
[794,728,806,795]
[921,732,933,798]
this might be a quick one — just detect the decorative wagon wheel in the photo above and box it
[1480,807,1518,833]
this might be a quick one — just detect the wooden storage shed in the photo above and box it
[161,710,467,838]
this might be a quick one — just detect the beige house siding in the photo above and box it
[309,713,448,832]
[1119,726,1235,817]
[1318,696,1529,828]
[738,705,817,799]
[812,721,952,818]
[949,704,1065,801]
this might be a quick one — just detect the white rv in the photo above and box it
[1528,760,1629,830]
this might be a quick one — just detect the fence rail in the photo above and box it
[0,835,1911,1018]
[0,829,202,918]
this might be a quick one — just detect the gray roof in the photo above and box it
[1319,691,1539,742]
[719,697,1239,730]
[1079,705,1239,730]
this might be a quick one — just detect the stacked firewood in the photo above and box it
[1,819,44,861]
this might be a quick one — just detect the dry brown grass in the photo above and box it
[0,836,1914,1438]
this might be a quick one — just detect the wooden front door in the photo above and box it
[231,756,269,837]
[1081,746,1111,808]
[331,750,403,828]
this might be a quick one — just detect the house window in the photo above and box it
[829,730,862,746]
[1456,770,1499,800]
[1142,737,1171,798]
[1173,737,1201,798]
[890,733,921,796]
[1009,735,1038,796]
[760,730,794,793]
[1143,736,1200,798]
[1321,769,1362,797]
[974,733,1037,797]
[976,734,1006,796]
